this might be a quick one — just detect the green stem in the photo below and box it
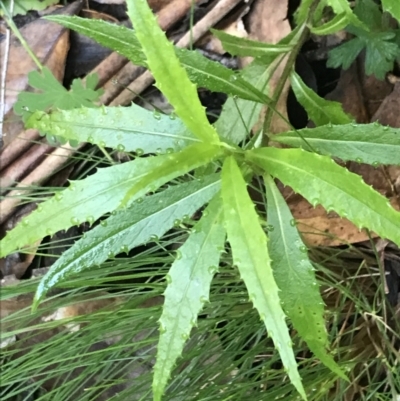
[262,0,319,145]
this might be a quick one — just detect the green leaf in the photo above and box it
[33,175,221,306]
[327,37,365,71]
[290,72,352,126]
[264,174,347,380]
[311,13,349,35]
[26,104,199,154]
[153,196,225,401]
[327,0,400,79]
[1,0,58,16]
[247,148,400,247]
[212,29,292,58]
[272,123,400,166]
[382,0,400,23]
[215,61,272,145]
[127,0,219,144]
[221,156,306,400]
[43,15,269,104]
[294,0,314,24]
[0,143,222,257]
[14,68,103,121]
[326,0,367,29]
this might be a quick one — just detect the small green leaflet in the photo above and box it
[126,0,219,144]
[382,0,400,23]
[26,104,199,154]
[212,29,292,58]
[1,0,58,16]
[294,0,314,24]
[14,68,102,121]
[43,16,269,104]
[221,156,306,400]
[273,123,400,166]
[290,71,352,126]
[0,143,222,257]
[33,175,221,307]
[247,148,400,248]
[264,174,346,380]
[153,196,225,401]
[326,0,367,29]
[327,0,400,79]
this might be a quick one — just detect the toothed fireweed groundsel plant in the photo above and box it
[3,0,400,399]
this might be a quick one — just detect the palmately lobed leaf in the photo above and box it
[153,196,225,401]
[264,174,346,380]
[221,156,306,400]
[33,175,221,306]
[14,67,102,121]
[273,122,400,166]
[0,143,222,258]
[26,104,199,153]
[247,147,400,248]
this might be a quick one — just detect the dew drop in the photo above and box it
[119,244,128,254]
[136,148,144,156]
[200,296,208,304]
[355,157,363,163]
[372,161,380,168]
[153,110,161,120]
[116,144,125,152]
[54,192,63,201]
[100,220,108,227]
[86,216,95,225]
[70,217,79,225]
[99,141,106,148]
[169,112,176,120]
[107,251,115,258]
[289,219,297,227]
[87,136,94,143]
[181,333,189,340]
[299,245,308,253]
[175,250,182,260]
[159,323,166,334]
[21,219,29,226]
[155,148,163,154]
[149,234,159,241]
[230,74,238,82]
[37,205,43,212]
[166,147,174,154]
[173,219,182,227]
[208,265,219,274]
[136,197,144,204]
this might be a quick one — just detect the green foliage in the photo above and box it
[42,15,271,104]
[221,156,306,399]
[126,0,219,144]
[26,104,198,153]
[264,175,346,380]
[14,68,102,122]
[4,0,400,399]
[327,0,400,79]
[1,0,58,16]
[153,196,225,400]
[272,123,400,165]
[212,29,293,58]
[289,71,352,126]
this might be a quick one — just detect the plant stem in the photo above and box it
[262,0,319,145]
